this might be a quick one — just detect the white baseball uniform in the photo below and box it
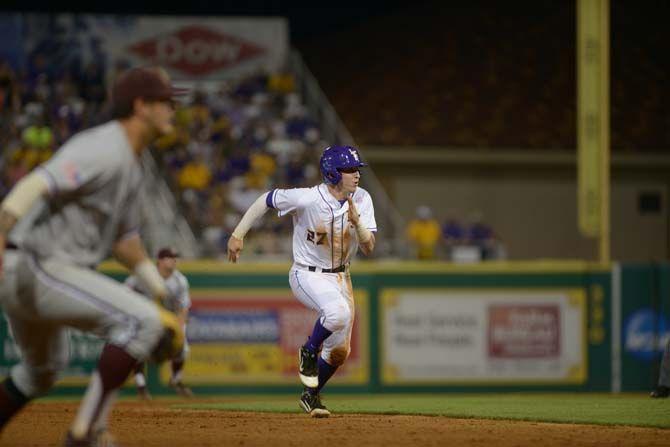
[267,184,377,365]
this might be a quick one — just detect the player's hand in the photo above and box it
[347,197,360,226]
[227,235,243,263]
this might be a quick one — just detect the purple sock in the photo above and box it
[316,357,338,392]
[304,318,333,353]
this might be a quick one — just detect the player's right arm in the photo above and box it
[227,191,272,263]
[227,188,308,263]
[0,172,50,276]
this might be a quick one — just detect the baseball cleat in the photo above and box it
[298,346,319,388]
[64,428,117,447]
[64,431,92,447]
[299,389,330,418]
[650,385,670,398]
[92,429,118,447]
[136,385,152,401]
[169,379,194,398]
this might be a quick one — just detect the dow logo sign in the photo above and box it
[128,25,266,76]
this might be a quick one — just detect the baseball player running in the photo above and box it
[125,247,193,399]
[227,145,377,418]
[0,66,185,446]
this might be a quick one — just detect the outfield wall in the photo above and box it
[0,261,666,394]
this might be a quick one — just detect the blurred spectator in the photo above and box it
[233,71,268,101]
[200,183,230,258]
[406,205,441,260]
[228,176,265,215]
[178,154,211,192]
[267,120,306,169]
[465,212,505,260]
[186,89,211,129]
[284,153,307,186]
[246,149,276,189]
[227,145,252,177]
[268,66,295,94]
[442,217,466,259]
[20,111,54,168]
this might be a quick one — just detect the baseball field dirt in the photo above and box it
[2,398,668,446]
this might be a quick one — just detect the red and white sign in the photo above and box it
[128,25,266,76]
[488,305,560,358]
[20,15,288,81]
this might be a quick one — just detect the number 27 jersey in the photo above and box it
[267,184,377,269]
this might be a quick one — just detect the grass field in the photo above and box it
[176,393,670,429]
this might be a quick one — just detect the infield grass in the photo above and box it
[177,393,670,429]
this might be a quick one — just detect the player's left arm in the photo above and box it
[176,275,191,326]
[113,234,168,301]
[110,173,168,299]
[347,194,376,256]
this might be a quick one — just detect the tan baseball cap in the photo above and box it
[157,247,180,259]
[112,66,187,107]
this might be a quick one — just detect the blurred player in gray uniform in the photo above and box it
[227,145,376,417]
[125,247,193,399]
[651,339,670,398]
[0,66,185,446]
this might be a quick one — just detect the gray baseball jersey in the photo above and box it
[124,270,191,314]
[0,120,164,398]
[24,121,142,267]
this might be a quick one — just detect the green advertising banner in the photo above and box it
[0,260,623,394]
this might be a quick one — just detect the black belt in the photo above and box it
[308,265,346,273]
[5,241,18,250]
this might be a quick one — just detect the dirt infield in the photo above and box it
[2,399,667,446]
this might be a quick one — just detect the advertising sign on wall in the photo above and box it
[0,323,104,386]
[162,289,370,385]
[381,288,587,384]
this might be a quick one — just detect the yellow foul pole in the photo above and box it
[577,0,610,263]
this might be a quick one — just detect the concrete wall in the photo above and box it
[363,147,670,261]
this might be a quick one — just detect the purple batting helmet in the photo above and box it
[319,145,367,185]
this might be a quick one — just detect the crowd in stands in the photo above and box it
[153,68,327,258]
[0,56,328,259]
